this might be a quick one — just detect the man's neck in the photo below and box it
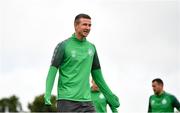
[75,33,84,40]
[156,90,164,96]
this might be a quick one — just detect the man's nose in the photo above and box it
[86,25,91,30]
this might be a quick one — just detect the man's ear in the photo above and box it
[74,23,77,30]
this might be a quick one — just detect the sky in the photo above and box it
[0,0,180,112]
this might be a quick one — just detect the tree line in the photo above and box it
[0,94,57,112]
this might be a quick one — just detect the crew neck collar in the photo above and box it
[155,91,165,97]
[71,33,86,42]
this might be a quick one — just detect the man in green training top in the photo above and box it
[91,80,118,113]
[148,78,180,113]
[44,14,120,112]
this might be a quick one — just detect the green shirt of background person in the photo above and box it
[148,78,180,113]
[91,80,118,113]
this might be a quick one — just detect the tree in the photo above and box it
[28,94,57,112]
[0,95,22,112]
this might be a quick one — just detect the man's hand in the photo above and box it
[44,95,52,105]
[109,102,119,113]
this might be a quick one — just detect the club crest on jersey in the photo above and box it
[162,99,167,105]
[99,93,105,99]
[71,50,76,58]
[88,48,93,56]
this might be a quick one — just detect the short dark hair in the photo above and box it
[152,78,164,86]
[74,13,91,24]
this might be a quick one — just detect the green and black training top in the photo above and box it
[44,33,120,108]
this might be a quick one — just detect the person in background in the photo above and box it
[91,80,118,113]
[148,78,180,113]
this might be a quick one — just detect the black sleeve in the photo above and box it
[172,95,180,111]
[148,97,152,113]
[51,41,65,68]
[91,46,101,71]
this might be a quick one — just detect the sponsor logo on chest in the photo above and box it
[71,50,76,58]
[70,48,94,58]
[151,100,155,105]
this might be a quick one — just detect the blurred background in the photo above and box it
[0,0,180,112]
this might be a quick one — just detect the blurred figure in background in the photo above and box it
[91,80,118,113]
[148,78,180,112]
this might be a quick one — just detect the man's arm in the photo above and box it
[44,66,57,105]
[172,95,180,111]
[91,46,120,108]
[44,42,65,105]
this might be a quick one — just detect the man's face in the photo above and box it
[91,80,99,91]
[152,81,163,95]
[75,18,91,38]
